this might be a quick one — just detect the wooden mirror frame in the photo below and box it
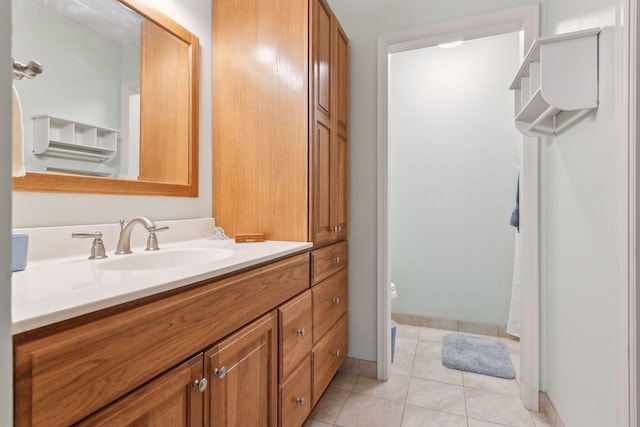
[12,0,199,197]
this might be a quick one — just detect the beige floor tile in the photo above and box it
[415,339,443,360]
[393,313,421,326]
[401,404,467,427]
[334,393,404,427]
[329,372,358,392]
[419,327,452,342]
[467,419,509,427]
[396,324,421,339]
[308,388,350,424]
[529,410,551,427]
[351,373,410,403]
[463,371,520,396]
[395,336,418,354]
[465,388,534,427]
[411,357,463,385]
[303,420,334,427]
[391,349,414,376]
[406,377,466,416]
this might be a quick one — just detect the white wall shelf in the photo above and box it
[32,115,119,162]
[509,28,600,137]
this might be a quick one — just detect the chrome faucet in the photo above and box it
[115,217,157,254]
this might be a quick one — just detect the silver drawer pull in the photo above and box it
[332,256,340,264]
[333,350,340,357]
[333,297,340,305]
[296,396,305,406]
[213,366,227,380]
[297,328,307,337]
[193,377,208,392]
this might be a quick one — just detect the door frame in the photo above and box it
[375,4,540,410]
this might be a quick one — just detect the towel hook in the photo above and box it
[13,58,43,80]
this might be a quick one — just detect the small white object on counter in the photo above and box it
[12,218,312,334]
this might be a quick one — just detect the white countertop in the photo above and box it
[12,230,311,334]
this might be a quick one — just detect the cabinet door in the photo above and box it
[330,21,349,241]
[205,311,278,427]
[76,354,204,426]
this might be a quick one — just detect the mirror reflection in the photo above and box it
[12,0,197,190]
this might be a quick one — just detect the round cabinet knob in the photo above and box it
[333,297,340,305]
[193,377,208,392]
[213,366,227,380]
[296,396,306,406]
[333,350,340,357]
[297,328,307,337]
[333,257,340,264]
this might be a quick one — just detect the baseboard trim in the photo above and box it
[540,392,565,427]
[391,313,518,340]
[339,357,377,379]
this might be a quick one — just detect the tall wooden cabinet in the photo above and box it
[213,0,349,246]
[310,0,349,245]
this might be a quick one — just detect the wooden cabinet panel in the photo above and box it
[279,290,313,381]
[213,0,309,241]
[335,22,349,134]
[312,268,348,343]
[76,354,204,426]
[140,19,191,185]
[330,130,348,240]
[279,355,312,427]
[311,314,348,406]
[313,0,333,119]
[312,120,332,244]
[311,240,348,285]
[14,254,308,427]
[206,312,277,427]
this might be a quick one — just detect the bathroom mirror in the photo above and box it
[11,0,199,196]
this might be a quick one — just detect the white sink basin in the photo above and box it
[96,248,234,271]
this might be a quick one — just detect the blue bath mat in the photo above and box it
[441,334,515,379]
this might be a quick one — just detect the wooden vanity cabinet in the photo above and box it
[13,254,309,427]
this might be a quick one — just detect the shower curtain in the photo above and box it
[506,230,520,337]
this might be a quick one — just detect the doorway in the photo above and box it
[376,4,540,410]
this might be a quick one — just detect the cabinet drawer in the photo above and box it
[312,314,347,406]
[279,290,313,381]
[279,355,311,427]
[14,253,309,427]
[311,241,348,285]
[312,268,348,343]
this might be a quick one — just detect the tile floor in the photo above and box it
[304,324,550,427]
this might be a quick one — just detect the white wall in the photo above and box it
[1,0,13,424]
[327,0,541,363]
[12,0,213,228]
[540,0,619,424]
[389,33,521,326]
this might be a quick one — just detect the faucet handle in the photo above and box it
[72,231,108,259]
[145,226,169,251]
